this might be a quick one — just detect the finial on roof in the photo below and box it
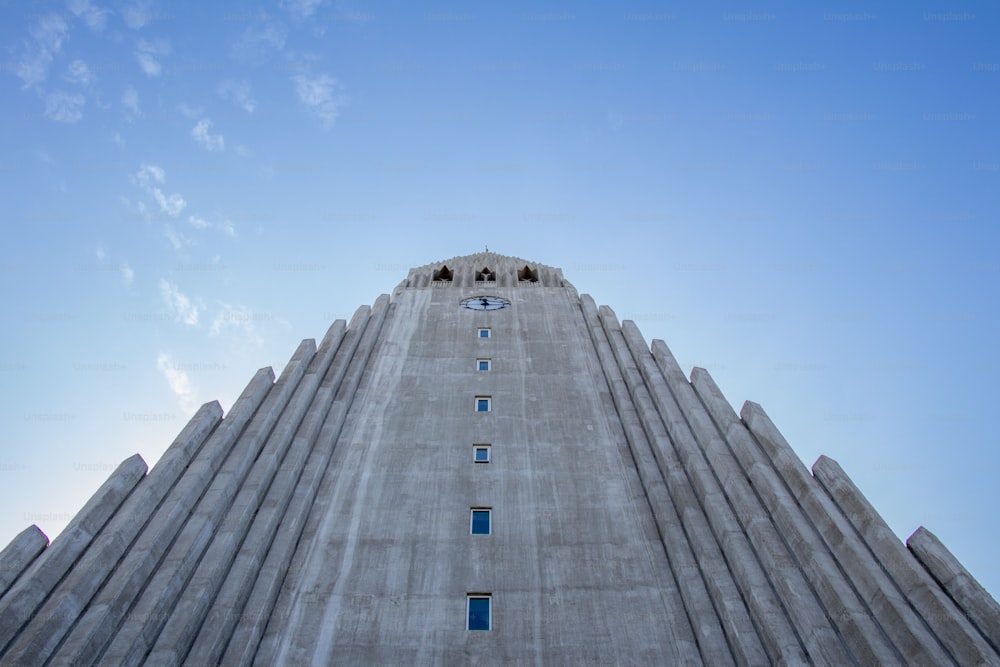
[485,245,489,252]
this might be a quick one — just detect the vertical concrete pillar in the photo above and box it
[0,526,48,599]
[576,296,723,666]
[188,320,350,665]
[628,327,850,664]
[50,366,275,666]
[602,311,773,665]
[98,340,316,666]
[0,454,147,656]
[251,297,407,666]
[814,455,999,664]
[689,367,903,665]
[742,401,954,664]
[907,526,1000,654]
[150,321,353,665]
[2,401,222,665]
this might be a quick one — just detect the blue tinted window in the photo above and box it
[476,398,490,412]
[474,446,490,462]
[478,360,490,371]
[478,329,490,338]
[468,596,490,630]
[471,509,490,534]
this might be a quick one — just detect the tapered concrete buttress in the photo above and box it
[637,332,853,665]
[0,525,48,599]
[222,314,381,666]
[1,401,223,665]
[49,367,275,666]
[97,341,316,666]
[580,296,724,665]
[182,319,350,665]
[599,309,773,665]
[907,526,1000,654]
[689,367,904,666]
[0,453,147,655]
[145,338,331,666]
[741,400,955,665]
[813,454,1000,664]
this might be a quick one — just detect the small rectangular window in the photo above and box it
[477,328,490,339]
[473,444,491,463]
[470,508,491,534]
[477,359,490,372]
[475,396,491,412]
[467,594,491,630]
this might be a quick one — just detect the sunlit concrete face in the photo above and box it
[1,252,997,666]
[261,256,685,664]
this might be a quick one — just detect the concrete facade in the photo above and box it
[1,251,997,665]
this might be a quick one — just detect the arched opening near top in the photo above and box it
[517,265,539,282]
[476,266,495,282]
[433,265,453,282]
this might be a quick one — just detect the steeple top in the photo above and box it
[405,251,566,289]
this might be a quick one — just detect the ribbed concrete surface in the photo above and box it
[0,252,996,665]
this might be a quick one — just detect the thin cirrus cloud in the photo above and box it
[134,163,186,217]
[122,86,141,119]
[191,119,225,152]
[135,38,170,77]
[293,73,345,128]
[159,279,200,326]
[217,79,256,113]
[156,352,199,412]
[44,91,85,123]
[64,59,95,86]
[14,12,70,89]
[67,0,111,32]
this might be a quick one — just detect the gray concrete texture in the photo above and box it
[0,252,996,665]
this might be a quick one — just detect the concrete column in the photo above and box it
[629,327,850,664]
[573,296,720,666]
[252,297,413,665]
[191,320,355,666]
[50,366,276,666]
[98,340,316,666]
[689,367,903,665]
[602,311,772,665]
[0,454,147,655]
[0,526,48,599]
[2,401,222,665]
[742,401,954,665]
[908,526,1000,654]
[814,455,1000,664]
[149,321,352,665]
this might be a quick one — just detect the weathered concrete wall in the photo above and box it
[0,251,995,665]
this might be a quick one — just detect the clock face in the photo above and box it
[461,296,510,311]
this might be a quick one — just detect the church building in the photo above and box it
[1,252,997,665]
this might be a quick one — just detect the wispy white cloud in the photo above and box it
[64,59,94,85]
[159,279,199,326]
[231,18,287,64]
[44,91,85,123]
[293,73,345,128]
[191,118,224,152]
[95,243,106,261]
[220,218,237,238]
[280,0,323,21]
[177,102,202,119]
[156,352,199,412]
[188,215,208,229]
[163,224,193,250]
[15,13,71,89]
[121,261,134,287]
[217,79,256,112]
[134,163,186,216]
[68,0,111,32]
[135,38,170,77]
[210,303,264,347]
[123,0,156,29]
[121,85,141,119]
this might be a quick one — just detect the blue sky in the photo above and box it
[2,1,998,599]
